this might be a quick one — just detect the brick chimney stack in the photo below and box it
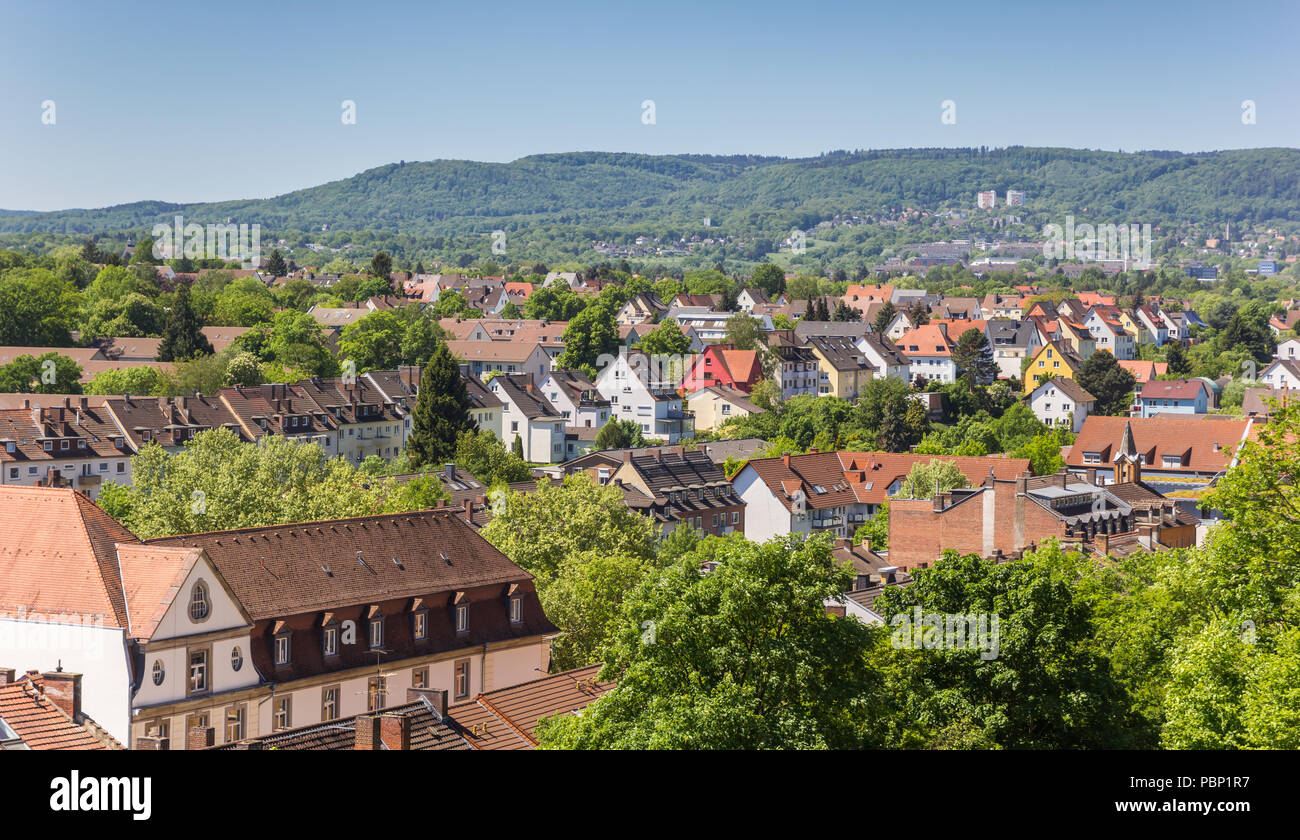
[40,669,82,720]
[355,714,382,750]
[379,713,411,751]
[187,725,215,751]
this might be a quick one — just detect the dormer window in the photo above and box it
[59,440,69,451]
[509,597,522,623]
[369,616,384,648]
[76,439,86,449]
[455,604,468,633]
[274,631,292,666]
[43,441,52,452]
[322,625,338,657]
[412,609,428,640]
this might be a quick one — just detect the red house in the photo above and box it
[679,344,763,395]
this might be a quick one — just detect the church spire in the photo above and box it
[1114,420,1140,484]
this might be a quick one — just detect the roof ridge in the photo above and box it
[145,505,463,543]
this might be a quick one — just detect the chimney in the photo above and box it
[623,450,633,464]
[0,668,13,685]
[355,715,382,750]
[134,736,169,751]
[187,725,215,751]
[407,687,449,719]
[444,463,456,482]
[1086,467,1098,486]
[783,453,791,467]
[379,713,412,751]
[860,537,871,552]
[79,396,88,410]
[40,669,81,720]
[462,497,474,523]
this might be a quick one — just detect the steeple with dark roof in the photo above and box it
[1114,420,1140,484]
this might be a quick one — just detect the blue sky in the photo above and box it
[1,0,1296,211]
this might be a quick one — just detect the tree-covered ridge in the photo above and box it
[4,147,1299,239]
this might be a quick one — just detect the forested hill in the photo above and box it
[4,147,1299,237]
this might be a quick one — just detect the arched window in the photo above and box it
[190,581,211,622]
[152,660,165,686]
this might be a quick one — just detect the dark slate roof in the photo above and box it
[491,373,561,420]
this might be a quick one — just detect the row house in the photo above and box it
[365,365,504,443]
[291,377,408,463]
[609,449,745,537]
[0,399,134,498]
[104,394,249,454]
[731,451,1030,543]
[595,352,695,443]
[489,373,566,463]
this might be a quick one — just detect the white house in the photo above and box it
[1276,338,1300,362]
[1259,358,1300,391]
[539,369,610,430]
[1083,310,1136,360]
[488,373,567,463]
[856,333,912,382]
[896,324,957,384]
[1028,377,1095,433]
[594,351,695,442]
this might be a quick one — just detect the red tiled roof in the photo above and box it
[451,664,614,750]
[0,487,137,628]
[1067,415,1251,475]
[896,324,954,357]
[0,673,122,750]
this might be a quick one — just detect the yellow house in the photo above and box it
[1055,320,1096,360]
[1117,310,1150,344]
[1023,340,1083,393]
[806,336,873,399]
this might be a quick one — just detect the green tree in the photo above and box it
[536,533,887,750]
[453,429,533,484]
[512,434,525,459]
[0,352,83,394]
[1164,341,1191,376]
[558,303,619,375]
[724,312,766,351]
[407,342,475,467]
[84,366,168,396]
[337,311,405,372]
[0,267,80,345]
[637,318,691,357]
[951,328,997,390]
[873,301,897,333]
[265,249,288,277]
[895,459,970,499]
[1075,350,1137,416]
[157,284,214,361]
[750,263,785,296]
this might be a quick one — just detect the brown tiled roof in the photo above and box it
[740,451,1031,510]
[1036,377,1095,403]
[103,394,247,450]
[446,339,545,365]
[147,509,534,622]
[0,673,123,750]
[1066,415,1251,475]
[451,664,614,750]
[0,487,136,628]
[211,698,471,751]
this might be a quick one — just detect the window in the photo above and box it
[151,659,165,686]
[412,667,429,690]
[367,676,387,711]
[117,462,125,473]
[60,440,69,451]
[456,604,468,632]
[510,596,522,623]
[369,616,384,649]
[274,632,291,666]
[322,626,338,657]
[273,696,291,730]
[188,649,209,694]
[321,686,339,721]
[189,581,210,622]
[732,511,740,525]
[412,610,427,640]
[454,659,471,700]
[224,705,245,742]
[146,719,170,748]
[230,646,243,672]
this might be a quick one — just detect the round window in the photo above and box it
[152,660,165,686]
[231,646,243,672]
